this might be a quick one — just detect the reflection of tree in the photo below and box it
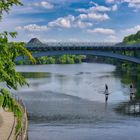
[116,70,140,99]
[115,100,140,116]
[21,72,50,79]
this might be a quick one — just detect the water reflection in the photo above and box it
[15,63,140,140]
[15,63,131,123]
[21,72,51,79]
[16,66,140,118]
[115,70,140,100]
[112,69,140,116]
[115,100,140,116]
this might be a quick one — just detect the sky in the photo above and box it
[1,0,140,42]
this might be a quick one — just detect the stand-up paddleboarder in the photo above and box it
[104,84,110,102]
[129,84,136,101]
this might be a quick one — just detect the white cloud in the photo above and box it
[79,13,110,21]
[106,0,140,10]
[87,28,115,35]
[127,0,140,9]
[78,14,87,19]
[88,13,110,21]
[15,15,93,32]
[48,15,93,28]
[121,25,140,35]
[112,4,118,11]
[103,35,118,42]
[76,2,114,22]
[10,1,54,14]
[106,0,115,3]
[77,1,118,13]
[76,6,111,13]
[48,15,75,28]
[48,12,109,30]
[33,1,54,9]
[15,24,49,32]
[89,1,98,6]
[74,20,93,28]
[76,3,112,13]
[108,35,117,41]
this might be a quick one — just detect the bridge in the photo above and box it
[16,39,140,64]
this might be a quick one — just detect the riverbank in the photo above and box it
[0,93,28,140]
[0,108,16,140]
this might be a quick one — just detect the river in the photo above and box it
[15,63,140,140]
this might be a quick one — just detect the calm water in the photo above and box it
[15,63,140,140]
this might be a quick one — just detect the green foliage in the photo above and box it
[0,1,35,90]
[0,32,35,90]
[0,95,4,106]
[18,55,84,65]
[0,0,22,19]
[14,104,22,133]
[117,29,140,99]
[123,30,140,44]
[121,31,140,63]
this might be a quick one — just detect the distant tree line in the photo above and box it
[16,55,85,65]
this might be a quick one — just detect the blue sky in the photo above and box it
[1,0,140,42]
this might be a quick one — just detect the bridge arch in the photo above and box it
[16,50,140,64]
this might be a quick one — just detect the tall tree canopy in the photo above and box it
[0,0,22,19]
[0,0,35,91]
[123,31,140,44]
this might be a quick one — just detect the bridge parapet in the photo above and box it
[25,43,140,52]
[42,42,117,47]
[26,42,117,48]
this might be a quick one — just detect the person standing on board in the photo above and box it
[129,84,136,101]
[104,84,110,102]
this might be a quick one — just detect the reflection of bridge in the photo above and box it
[16,41,140,64]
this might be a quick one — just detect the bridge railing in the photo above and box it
[26,42,118,48]
[25,42,140,49]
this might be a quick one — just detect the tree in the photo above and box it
[0,0,22,19]
[123,30,140,44]
[0,1,35,92]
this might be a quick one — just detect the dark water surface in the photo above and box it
[15,63,140,140]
